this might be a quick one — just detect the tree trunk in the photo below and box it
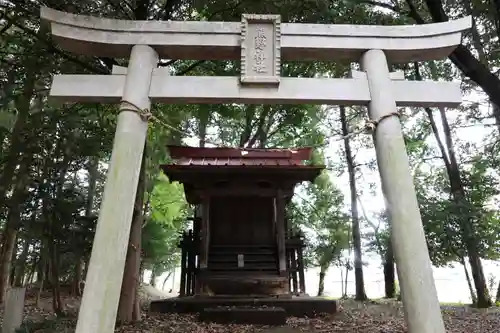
[0,228,17,304]
[117,143,146,323]
[461,257,477,304]
[340,269,344,297]
[162,271,173,291]
[73,157,99,297]
[0,22,45,215]
[36,256,46,308]
[383,237,395,298]
[132,285,141,320]
[317,270,326,296]
[437,107,491,307]
[495,279,500,303]
[0,80,34,213]
[343,260,349,298]
[489,0,500,41]
[340,105,367,301]
[198,107,209,148]
[85,158,99,216]
[72,260,84,297]
[9,246,16,288]
[49,239,63,315]
[0,153,32,303]
[14,238,30,287]
[45,196,63,316]
[247,106,272,148]
[149,266,157,287]
[493,104,500,135]
[26,256,38,285]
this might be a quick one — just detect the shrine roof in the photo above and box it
[161,145,324,204]
[164,145,316,167]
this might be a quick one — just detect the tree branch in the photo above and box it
[4,14,108,74]
[104,0,133,19]
[154,0,182,20]
[175,60,206,76]
[356,0,399,11]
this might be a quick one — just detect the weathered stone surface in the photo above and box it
[204,275,289,296]
[240,14,281,85]
[41,7,471,63]
[49,73,462,107]
[2,287,26,333]
[200,306,287,325]
[150,296,337,318]
[361,49,446,333]
[74,45,158,333]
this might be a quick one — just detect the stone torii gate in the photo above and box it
[41,7,470,333]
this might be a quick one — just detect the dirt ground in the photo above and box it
[1,291,499,332]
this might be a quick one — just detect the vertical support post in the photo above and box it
[290,246,298,294]
[287,250,292,293]
[75,45,158,333]
[179,233,187,297]
[360,49,445,333]
[192,206,202,295]
[297,243,306,295]
[187,229,195,296]
[275,192,286,276]
[2,287,26,333]
[197,198,210,295]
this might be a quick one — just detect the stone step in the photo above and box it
[199,306,287,325]
[150,296,337,318]
[208,254,277,263]
[208,263,277,271]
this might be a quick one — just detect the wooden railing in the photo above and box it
[286,232,306,295]
[178,229,197,296]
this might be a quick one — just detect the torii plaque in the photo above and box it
[41,6,471,333]
[240,14,281,85]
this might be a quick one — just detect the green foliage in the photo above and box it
[414,157,500,266]
[142,174,189,276]
[292,150,351,271]
[363,211,391,260]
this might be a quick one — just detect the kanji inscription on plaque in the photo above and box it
[240,14,281,85]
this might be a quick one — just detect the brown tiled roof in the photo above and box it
[161,146,324,203]
[166,145,314,167]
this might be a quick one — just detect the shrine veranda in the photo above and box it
[40,7,471,333]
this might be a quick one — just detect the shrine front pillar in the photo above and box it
[275,190,287,278]
[361,49,445,333]
[197,196,210,295]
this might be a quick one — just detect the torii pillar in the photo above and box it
[75,45,158,333]
[40,7,471,333]
[361,49,444,332]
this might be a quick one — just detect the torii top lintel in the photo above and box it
[40,7,471,64]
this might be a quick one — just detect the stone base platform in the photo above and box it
[200,306,287,325]
[149,296,337,321]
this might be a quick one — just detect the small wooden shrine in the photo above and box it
[160,145,324,298]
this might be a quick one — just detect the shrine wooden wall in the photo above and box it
[209,196,275,246]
